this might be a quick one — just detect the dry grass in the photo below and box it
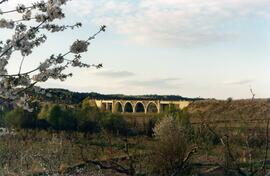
[187,99,270,124]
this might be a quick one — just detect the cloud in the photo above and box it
[65,0,93,16]
[94,70,135,78]
[223,79,253,85]
[122,77,181,89]
[71,0,270,47]
[5,0,269,46]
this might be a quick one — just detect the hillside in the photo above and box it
[31,87,201,104]
[187,99,270,123]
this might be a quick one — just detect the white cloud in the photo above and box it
[3,0,269,46]
[122,77,182,89]
[71,0,270,47]
[223,79,253,85]
[94,70,135,78]
[66,0,93,16]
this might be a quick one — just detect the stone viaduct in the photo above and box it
[93,99,190,114]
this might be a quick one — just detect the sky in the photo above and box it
[1,0,270,99]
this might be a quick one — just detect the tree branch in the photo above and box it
[204,122,247,176]
[249,86,255,100]
[18,56,25,75]
[0,26,105,77]
[0,19,47,58]
[0,0,8,5]
[0,6,33,14]
[250,119,269,176]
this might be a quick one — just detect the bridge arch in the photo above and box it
[135,101,145,113]
[124,101,133,113]
[146,102,158,113]
[114,101,123,112]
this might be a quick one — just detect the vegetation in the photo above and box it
[147,115,196,175]
[5,108,36,129]
[3,99,132,136]
[2,0,268,175]
[1,98,270,175]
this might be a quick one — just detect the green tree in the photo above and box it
[38,104,51,120]
[101,113,129,135]
[74,98,101,133]
[58,108,77,131]
[47,105,77,131]
[5,108,36,129]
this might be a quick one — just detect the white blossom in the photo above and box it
[39,61,51,72]
[49,0,69,6]
[17,75,31,87]
[70,40,89,54]
[32,1,47,12]
[11,32,34,56]
[0,18,14,29]
[0,0,105,111]
[22,10,32,21]
[71,58,81,67]
[55,55,64,63]
[16,4,26,13]
[32,72,49,82]
[47,5,65,21]
[35,14,47,22]
[15,94,33,112]
[0,59,8,74]
[15,23,27,32]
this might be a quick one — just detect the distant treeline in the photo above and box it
[28,87,203,104]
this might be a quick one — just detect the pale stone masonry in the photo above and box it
[92,99,190,114]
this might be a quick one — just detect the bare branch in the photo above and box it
[0,6,33,14]
[0,0,8,5]
[204,122,247,176]
[249,86,255,100]
[18,56,25,75]
[263,119,269,172]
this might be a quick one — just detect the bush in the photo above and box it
[101,113,129,135]
[167,108,195,141]
[74,99,101,133]
[194,125,220,145]
[5,108,36,129]
[78,120,100,133]
[145,116,160,137]
[35,119,51,129]
[38,104,51,120]
[148,116,194,175]
[0,105,9,127]
[47,105,77,131]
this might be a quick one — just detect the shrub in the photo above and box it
[148,116,195,175]
[78,120,100,133]
[38,104,51,120]
[35,119,51,129]
[145,116,160,137]
[74,98,101,133]
[5,108,36,129]
[194,125,220,145]
[101,113,129,135]
[47,105,77,131]
[168,108,195,141]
